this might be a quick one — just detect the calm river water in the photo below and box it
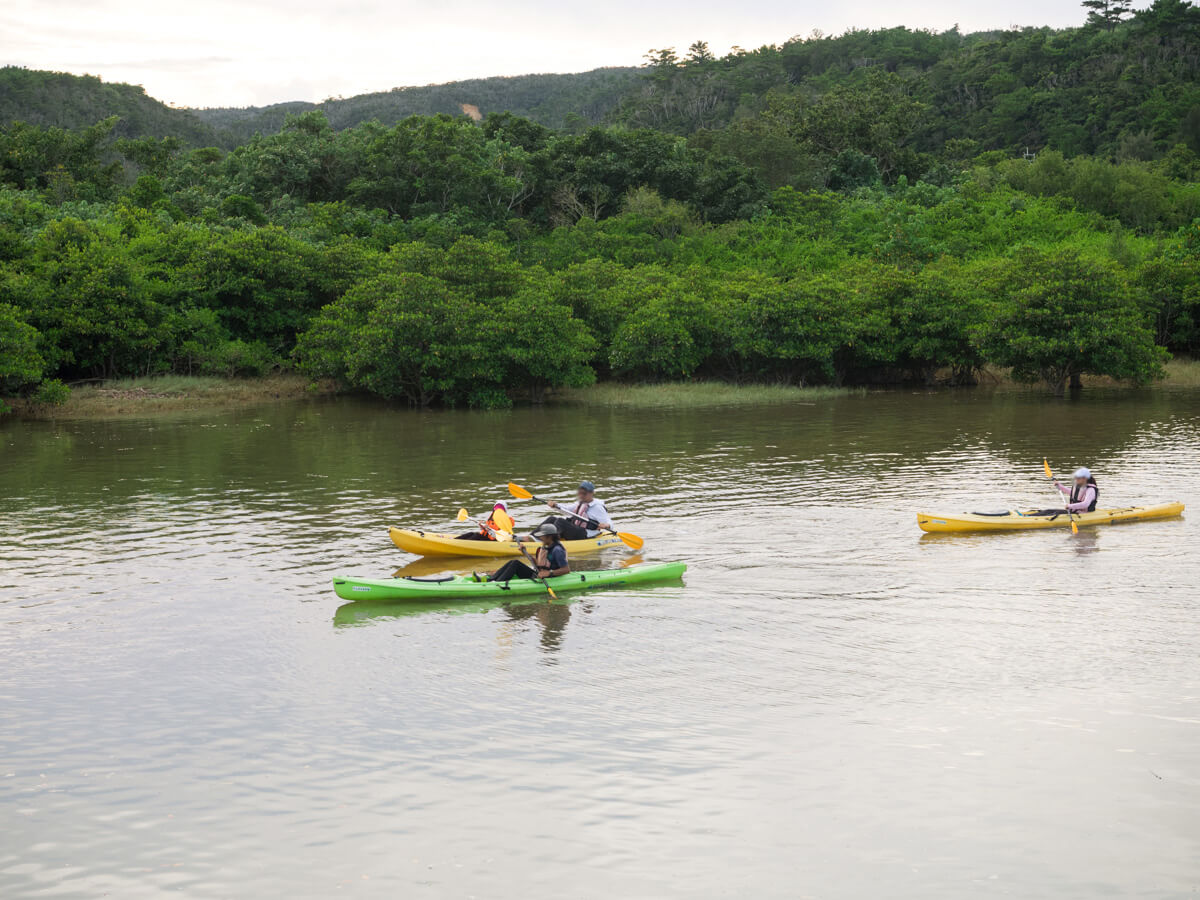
[2,389,1199,898]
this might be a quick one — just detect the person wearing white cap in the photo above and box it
[1055,467,1099,513]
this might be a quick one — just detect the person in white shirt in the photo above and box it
[525,480,613,540]
[1055,467,1099,513]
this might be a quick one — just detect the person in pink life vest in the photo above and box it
[1055,467,1099,512]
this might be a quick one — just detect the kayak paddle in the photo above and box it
[1043,459,1078,534]
[514,537,558,601]
[492,507,514,534]
[506,482,644,550]
[456,508,513,543]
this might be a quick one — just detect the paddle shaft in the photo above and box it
[524,493,603,529]
[1043,460,1078,533]
[507,482,643,550]
[459,511,510,542]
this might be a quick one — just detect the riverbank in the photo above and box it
[6,374,338,419]
[6,359,1199,419]
[553,381,859,408]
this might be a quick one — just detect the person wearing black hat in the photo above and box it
[486,523,569,583]
[524,480,613,541]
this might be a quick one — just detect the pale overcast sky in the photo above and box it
[3,0,1098,108]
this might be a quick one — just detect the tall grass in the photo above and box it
[1160,357,1200,387]
[553,381,859,409]
[15,374,335,418]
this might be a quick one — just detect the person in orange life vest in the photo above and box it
[456,501,514,540]
[1055,467,1099,512]
[518,480,612,542]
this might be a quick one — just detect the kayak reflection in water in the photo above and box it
[504,601,574,653]
[1054,467,1099,512]
[485,524,569,582]
[456,501,514,540]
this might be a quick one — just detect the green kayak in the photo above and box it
[332,561,686,602]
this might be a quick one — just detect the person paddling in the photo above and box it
[1055,467,1099,513]
[521,480,613,541]
[486,524,569,582]
[456,501,513,540]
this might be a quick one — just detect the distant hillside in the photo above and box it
[191,68,640,143]
[617,7,1200,160]
[0,67,219,145]
[6,2,1200,164]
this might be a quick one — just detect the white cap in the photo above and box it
[1073,467,1091,480]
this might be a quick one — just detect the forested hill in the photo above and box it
[0,67,219,145]
[0,65,639,148]
[192,69,640,143]
[620,1,1200,175]
[6,2,1200,159]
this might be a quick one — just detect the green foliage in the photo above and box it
[997,151,1200,232]
[773,70,928,181]
[979,248,1167,393]
[0,118,124,201]
[828,150,882,192]
[0,67,217,144]
[3,15,1195,403]
[296,238,593,406]
[1136,227,1200,352]
[0,302,44,393]
[32,377,70,405]
[1082,0,1133,30]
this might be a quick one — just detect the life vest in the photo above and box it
[1070,477,1099,512]
[534,540,563,569]
[572,500,599,527]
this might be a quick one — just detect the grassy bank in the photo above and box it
[9,374,338,418]
[553,381,860,409]
[7,361,1200,420]
[1158,357,1200,387]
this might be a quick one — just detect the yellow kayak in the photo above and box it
[917,502,1185,534]
[389,526,629,558]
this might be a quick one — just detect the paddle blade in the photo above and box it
[493,530,513,543]
[1071,520,1079,535]
[457,508,470,522]
[508,482,533,500]
[618,531,644,550]
[1043,459,1053,479]
[493,509,514,532]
